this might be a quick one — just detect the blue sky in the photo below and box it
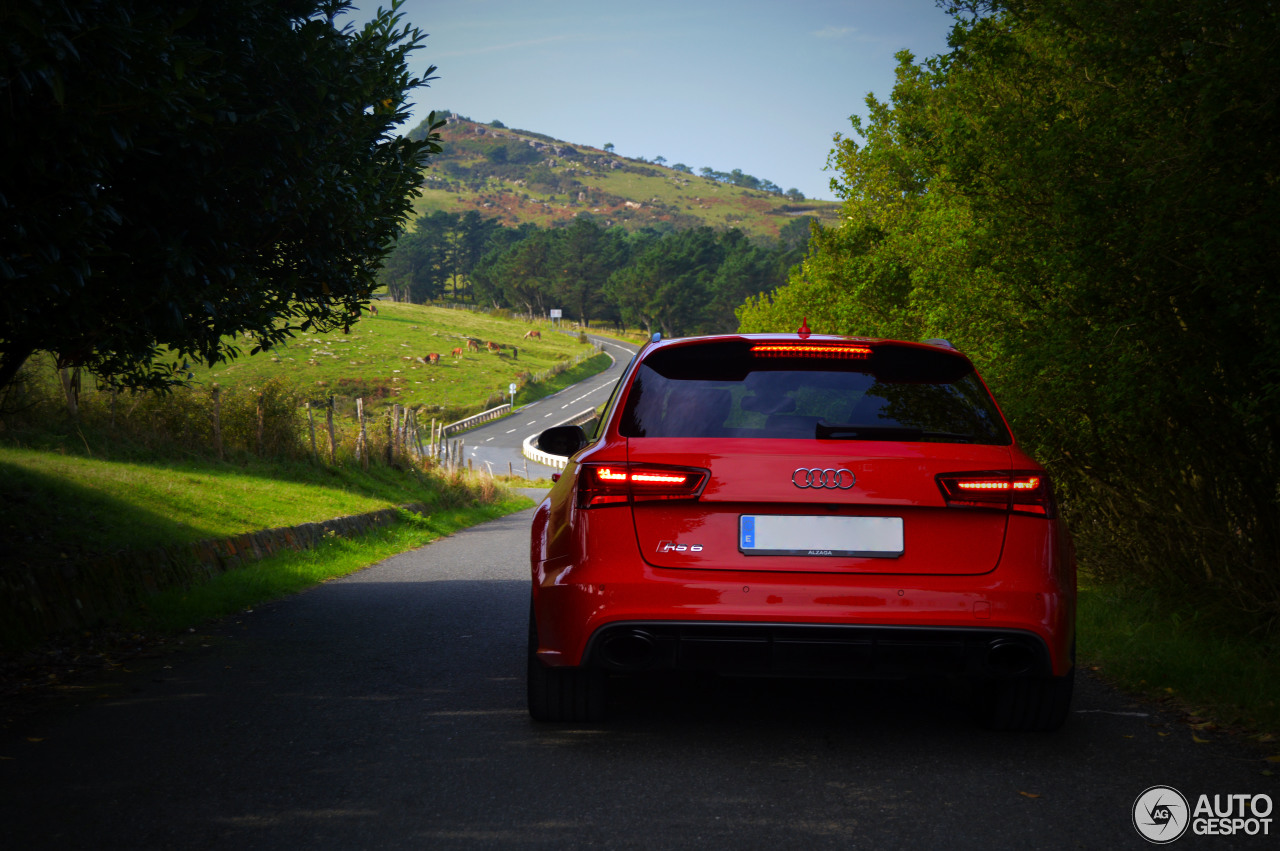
[355,1,958,201]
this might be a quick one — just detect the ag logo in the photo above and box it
[1133,785,1190,844]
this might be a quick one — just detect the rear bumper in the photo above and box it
[532,504,1076,678]
[583,621,1055,679]
[534,570,1075,677]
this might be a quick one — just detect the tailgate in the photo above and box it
[629,438,1013,575]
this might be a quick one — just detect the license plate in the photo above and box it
[739,515,903,558]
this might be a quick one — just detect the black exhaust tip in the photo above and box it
[600,630,657,671]
[986,640,1036,676]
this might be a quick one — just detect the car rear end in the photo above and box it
[529,334,1075,730]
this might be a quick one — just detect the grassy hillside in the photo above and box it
[410,115,841,240]
[186,301,596,417]
[0,448,494,564]
[0,303,586,649]
[0,444,532,650]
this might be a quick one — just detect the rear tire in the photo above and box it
[980,667,1075,731]
[527,603,607,722]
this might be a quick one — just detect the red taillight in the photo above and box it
[937,471,1054,517]
[750,344,872,359]
[577,464,709,509]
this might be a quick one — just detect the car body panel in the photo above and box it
[627,438,1015,574]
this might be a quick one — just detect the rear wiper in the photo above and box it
[815,423,976,443]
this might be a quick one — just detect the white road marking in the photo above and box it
[506,428,517,434]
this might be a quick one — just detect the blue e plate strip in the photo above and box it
[740,515,755,550]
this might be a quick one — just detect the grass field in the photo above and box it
[185,301,596,417]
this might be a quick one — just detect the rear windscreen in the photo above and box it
[618,341,1011,444]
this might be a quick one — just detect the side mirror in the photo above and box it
[537,424,587,457]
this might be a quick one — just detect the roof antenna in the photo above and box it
[797,317,811,339]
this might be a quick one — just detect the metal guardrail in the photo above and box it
[442,402,511,436]
[521,408,598,470]
[438,340,605,438]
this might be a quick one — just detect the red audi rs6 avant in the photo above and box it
[529,332,1075,730]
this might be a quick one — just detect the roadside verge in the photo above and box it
[2,495,532,652]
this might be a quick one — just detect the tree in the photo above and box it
[456,210,504,300]
[603,143,615,153]
[378,224,445,303]
[554,217,628,327]
[740,0,1280,625]
[605,228,724,337]
[0,0,443,396]
[490,229,558,317]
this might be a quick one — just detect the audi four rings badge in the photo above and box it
[792,468,856,489]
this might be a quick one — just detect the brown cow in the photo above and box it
[466,339,481,353]
[486,341,502,353]
[426,353,440,365]
[523,329,541,340]
[450,347,463,358]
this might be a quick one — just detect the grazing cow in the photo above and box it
[523,329,541,340]
[486,341,502,353]
[450,347,463,358]
[466,339,481,353]
[427,353,440,365]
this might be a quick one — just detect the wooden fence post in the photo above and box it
[356,397,368,470]
[255,393,265,456]
[306,402,317,459]
[386,405,393,465]
[326,396,336,464]
[212,385,224,461]
[389,406,399,465]
[406,407,417,460]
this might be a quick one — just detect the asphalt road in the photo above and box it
[459,334,639,480]
[2,496,1275,850]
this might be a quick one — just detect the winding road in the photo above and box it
[460,334,638,479]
